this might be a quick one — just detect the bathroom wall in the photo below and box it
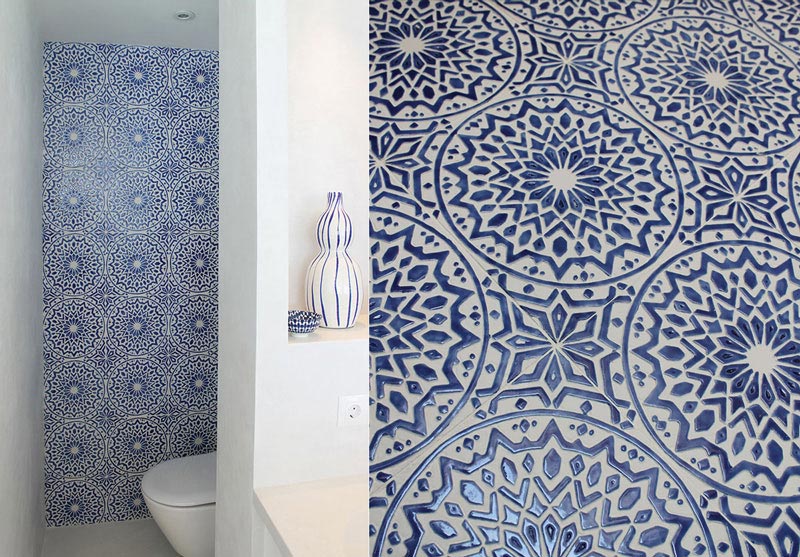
[0,0,45,553]
[42,42,219,526]
[369,1,800,555]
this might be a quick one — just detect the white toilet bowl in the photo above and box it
[142,451,217,557]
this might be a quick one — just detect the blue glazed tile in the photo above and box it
[44,360,105,421]
[171,295,218,354]
[167,411,217,458]
[106,474,150,521]
[369,1,800,554]
[44,420,106,479]
[43,42,107,105]
[106,45,170,107]
[45,479,107,526]
[106,358,170,416]
[107,108,170,168]
[42,42,218,526]
[169,352,218,412]
[107,417,169,475]
[172,110,219,170]
[170,49,219,109]
[171,233,219,294]
[43,106,106,167]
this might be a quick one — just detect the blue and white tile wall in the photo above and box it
[369,1,800,555]
[42,42,218,526]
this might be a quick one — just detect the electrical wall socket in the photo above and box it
[338,394,368,427]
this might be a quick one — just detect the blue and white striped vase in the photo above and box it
[305,192,363,328]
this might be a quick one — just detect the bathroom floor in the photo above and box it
[41,519,177,557]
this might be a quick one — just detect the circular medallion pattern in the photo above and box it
[107,171,169,231]
[171,353,218,411]
[43,170,103,232]
[171,234,218,294]
[108,45,169,105]
[45,480,105,526]
[107,359,168,416]
[109,418,167,474]
[173,111,219,170]
[43,42,106,104]
[43,234,104,296]
[108,108,169,167]
[107,476,149,521]
[170,413,216,456]
[172,49,219,108]
[107,297,169,356]
[107,233,169,294]
[369,0,519,120]
[45,421,105,478]
[172,173,218,231]
[436,94,681,286]
[374,412,711,557]
[496,0,657,31]
[618,17,800,154]
[44,298,104,359]
[173,296,217,353]
[44,107,105,167]
[625,242,800,501]
[44,361,104,420]
[370,209,489,469]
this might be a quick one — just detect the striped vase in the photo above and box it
[305,192,363,328]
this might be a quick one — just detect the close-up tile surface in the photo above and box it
[42,42,219,526]
[369,1,800,555]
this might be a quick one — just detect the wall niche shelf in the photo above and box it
[287,312,368,345]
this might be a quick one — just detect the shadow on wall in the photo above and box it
[41,41,219,526]
[368,1,800,555]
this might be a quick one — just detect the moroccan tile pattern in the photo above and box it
[369,1,800,555]
[42,42,218,526]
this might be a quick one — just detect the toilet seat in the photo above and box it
[142,451,217,507]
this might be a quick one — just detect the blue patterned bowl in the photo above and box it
[288,310,322,337]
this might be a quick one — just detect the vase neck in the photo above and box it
[316,192,352,251]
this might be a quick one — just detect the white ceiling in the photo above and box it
[36,0,219,51]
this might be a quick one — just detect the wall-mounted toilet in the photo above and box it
[142,451,217,557]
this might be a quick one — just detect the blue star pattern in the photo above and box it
[625,243,800,500]
[370,1,800,555]
[374,414,712,557]
[42,42,218,527]
[370,0,519,120]
[436,95,681,286]
[617,17,800,154]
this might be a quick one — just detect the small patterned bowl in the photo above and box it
[288,310,322,337]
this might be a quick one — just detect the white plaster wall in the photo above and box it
[0,0,44,554]
[252,0,368,490]
[218,0,291,552]
[258,335,368,487]
[286,0,369,312]
[216,0,258,553]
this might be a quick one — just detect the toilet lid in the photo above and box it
[142,451,217,507]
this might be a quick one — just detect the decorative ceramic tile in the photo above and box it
[42,42,218,527]
[369,1,800,555]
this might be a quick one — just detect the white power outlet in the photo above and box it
[338,394,368,427]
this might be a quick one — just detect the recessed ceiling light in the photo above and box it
[175,10,196,21]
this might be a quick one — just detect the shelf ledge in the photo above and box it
[254,475,368,557]
[287,312,368,345]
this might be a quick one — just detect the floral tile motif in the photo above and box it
[42,42,218,527]
[369,1,800,555]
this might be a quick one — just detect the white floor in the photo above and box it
[42,519,177,557]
